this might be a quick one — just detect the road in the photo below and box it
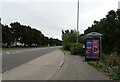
[2,49,64,80]
[2,46,61,73]
[50,52,110,80]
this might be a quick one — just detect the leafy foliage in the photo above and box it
[84,9,120,54]
[2,22,62,47]
[62,29,83,51]
[70,43,83,55]
[88,61,120,80]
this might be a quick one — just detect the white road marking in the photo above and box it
[6,52,10,54]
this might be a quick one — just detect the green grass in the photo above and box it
[0,48,2,51]
[2,46,55,51]
[59,47,71,54]
[87,60,120,80]
[2,47,28,51]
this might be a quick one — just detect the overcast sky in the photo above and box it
[0,0,120,40]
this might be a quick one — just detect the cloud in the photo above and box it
[80,0,119,33]
[1,0,119,40]
[1,1,77,40]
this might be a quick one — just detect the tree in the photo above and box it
[62,29,82,50]
[2,21,62,47]
[2,25,12,47]
[84,9,120,54]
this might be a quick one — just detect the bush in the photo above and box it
[70,43,83,55]
[87,51,120,80]
[101,53,119,67]
[63,42,73,51]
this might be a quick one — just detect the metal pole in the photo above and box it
[77,0,79,44]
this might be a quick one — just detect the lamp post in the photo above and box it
[77,0,79,44]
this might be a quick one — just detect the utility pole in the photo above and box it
[0,18,1,24]
[118,1,120,9]
[77,0,79,44]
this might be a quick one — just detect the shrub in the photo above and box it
[63,42,73,51]
[87,52,120,80]
[70,43,83,55]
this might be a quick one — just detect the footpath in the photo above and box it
[2,49,64,80]
[3,49,110,80]
[50,52,110,80]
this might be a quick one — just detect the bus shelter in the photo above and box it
[83,32,103,60]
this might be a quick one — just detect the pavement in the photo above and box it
[2,49,64,80]
[2,49,110,80]
[50,52,110,80]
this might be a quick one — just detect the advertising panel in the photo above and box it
[85,39,100,59]
[92,39,99,59]
[86,39,92,58]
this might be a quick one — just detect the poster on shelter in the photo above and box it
[86,39,92,58]
[92,40,99,58]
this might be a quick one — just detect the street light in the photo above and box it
[77,0,79,44]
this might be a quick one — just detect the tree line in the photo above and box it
[2,22,62,47]
[84,9,120,54]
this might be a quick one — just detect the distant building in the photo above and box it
[11,41,23,47]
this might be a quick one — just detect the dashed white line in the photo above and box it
[6,52,10,54]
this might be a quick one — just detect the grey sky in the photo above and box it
[0,0,119,40]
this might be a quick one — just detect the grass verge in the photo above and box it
[87,60,120,80]
[2,46,55,51]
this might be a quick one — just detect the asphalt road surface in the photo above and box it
[2,46,61,73]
